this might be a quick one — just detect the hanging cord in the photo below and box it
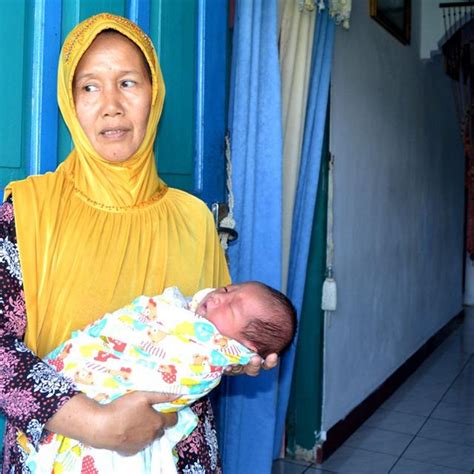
[321,153,337,312]
[219,133,237,250]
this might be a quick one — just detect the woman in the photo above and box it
[0,13,276,473]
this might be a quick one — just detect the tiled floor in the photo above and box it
[273,308,474,474]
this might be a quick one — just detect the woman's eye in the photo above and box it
[83,84,99,93]
[121,80,136,88]
[223,287,229,293]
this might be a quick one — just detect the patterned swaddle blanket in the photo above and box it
[24,287,256,474]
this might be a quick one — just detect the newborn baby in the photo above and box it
[24,282,296,474]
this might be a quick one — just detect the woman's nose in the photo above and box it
[102,87,123,117]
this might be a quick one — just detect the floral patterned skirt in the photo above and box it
[175,397,222,473]
[2,397,221,474]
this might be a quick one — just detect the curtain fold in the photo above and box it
[279,1,317,291]
[274,8,335,458]
[217,1,283,473]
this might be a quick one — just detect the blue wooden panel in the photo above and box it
[32,0,63,175]
[0,0,31,187]
[151,0,197,192]
[127,0,151,33]
[150,0,228,204]
[193,0,229,204]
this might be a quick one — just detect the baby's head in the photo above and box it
[195,281,297,357]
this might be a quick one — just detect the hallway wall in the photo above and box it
[323,1,464,431]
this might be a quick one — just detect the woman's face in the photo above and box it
[73,32,152,163]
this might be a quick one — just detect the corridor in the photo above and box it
[273,308,474,473]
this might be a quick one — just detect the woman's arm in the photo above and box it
[0,199,176,454]
[46,391,177,455]
[0,199,79,447]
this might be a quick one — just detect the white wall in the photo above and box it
[323,1,464,431]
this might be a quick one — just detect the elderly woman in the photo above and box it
[0,13,276,473]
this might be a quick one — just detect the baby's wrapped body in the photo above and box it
[24,287,255,474]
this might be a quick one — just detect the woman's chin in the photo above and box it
[99,150,134,163]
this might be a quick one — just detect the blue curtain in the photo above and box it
[274,8,335,457]
[217,1,283,473]
[217,2,335,471]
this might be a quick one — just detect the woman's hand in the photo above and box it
[224,353,279,377]
[92,391,178,455]
[46,392,177,455]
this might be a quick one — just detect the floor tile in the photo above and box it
[381,389,439,416]
[319,446,397,473]
[398,373,451,401]
[418,418,474,447]
[277,315,474,473]
[343,426,413,456]
[431,400,474,425]
[390,457,467,473]
[304,466,335,473]
[402,436,474,471]
[443,331,474,355]
[272,459,311,474]
[441,377,474,405]
[414,360,466,385]
[387,379,447,404]
[363,408,426,435]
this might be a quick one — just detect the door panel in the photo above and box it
[0,1,32,185]
[151,0,197,192]
[151,0,229,203]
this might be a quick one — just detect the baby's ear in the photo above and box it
[244,340,258,353]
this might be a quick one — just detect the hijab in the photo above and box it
[5,13,230,357]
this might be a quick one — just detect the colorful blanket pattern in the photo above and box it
[24,287,255,473]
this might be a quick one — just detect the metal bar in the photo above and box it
[440,2,474,8]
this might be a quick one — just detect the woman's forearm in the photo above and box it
[46,391,178,454]
[44,393,102,445]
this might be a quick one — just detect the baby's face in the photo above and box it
[195,283,264,350]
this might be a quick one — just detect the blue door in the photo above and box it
[0,0,229,454]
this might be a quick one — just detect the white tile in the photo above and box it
[390,458,467,473]
[343,426,413,456]
[304,467,333,474]
[414,358,467,384]
[431,400,474,425]
[389,378,448,403]
[272,459,310,474]
[403,436,474,471]
[320,446,397,473]
[363,408,426,435]
[381,389,439,416]
[418,418,474,447]
[441,378,474,405]
[442,332,474,355]
[457,359,474,379]
[400,373,452,400]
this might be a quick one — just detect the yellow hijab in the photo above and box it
[5,13,230,358]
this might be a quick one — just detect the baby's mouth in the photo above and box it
[196,301,208,317]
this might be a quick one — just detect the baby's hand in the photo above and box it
[224,353,279,377]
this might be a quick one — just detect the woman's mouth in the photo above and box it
[100,128,129,139]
